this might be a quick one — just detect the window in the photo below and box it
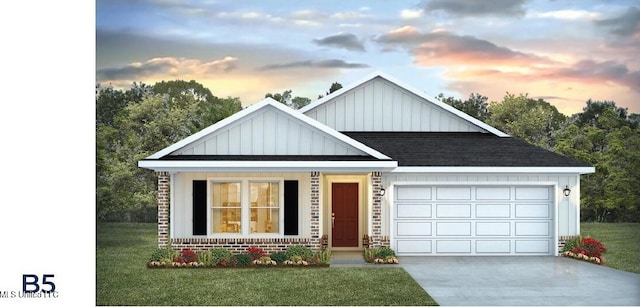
[250,182,279,233]
[209,179,284,236]
[211,182,241,234]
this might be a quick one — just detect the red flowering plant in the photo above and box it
[247,246,266,261]
[174,248,198,264]
[563,236,607,265]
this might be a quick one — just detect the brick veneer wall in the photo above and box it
[370,172,384,247]
[171,238,315,254]
[309,172,321,249]
[157,171,170,248]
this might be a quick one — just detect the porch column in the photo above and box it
[310,172,321,249]
[371,171,383,247]
[156,171,170,248]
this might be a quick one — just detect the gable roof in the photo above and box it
[300,71,508,137]
[146,98,391,160]
[345,132,594,174]
[138,98,398,172]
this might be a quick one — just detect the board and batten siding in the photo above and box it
[172,107,368,156]
[381,173,580,238]
[171,172,311,238]
[304,77,487,132]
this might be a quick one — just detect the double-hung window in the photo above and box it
[210,179,283,236]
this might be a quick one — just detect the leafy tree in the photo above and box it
[291,96,311,109]
[487,93,566,149]
[265,90,292,105]
[96,80,242,221]
[317,82,343,99]
[553,101,640,222]
[437,93,490,121]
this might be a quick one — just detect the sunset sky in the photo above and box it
[96,0,640,115]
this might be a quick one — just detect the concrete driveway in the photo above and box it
[399,256,640,306]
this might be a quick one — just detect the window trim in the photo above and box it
[207,177,284,238]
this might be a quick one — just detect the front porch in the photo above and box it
[155,171,389,253]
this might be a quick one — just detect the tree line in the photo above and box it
[96,80,639,223]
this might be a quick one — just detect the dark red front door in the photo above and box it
[332,183,359,247]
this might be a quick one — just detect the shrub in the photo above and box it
[197,250,212,266]
[247,246,266,261]
[286,245,314,261]
[363,248,378,263]
[149,248,178,263]
[175,249,198,264]
[313,249,331,265]
[234,254,252,267]
[376,246,396,258]
[562,236,581,253]
[579,237,607,258]
[269,252,288,264]
[210,248,234,267]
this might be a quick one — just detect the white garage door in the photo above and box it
[393,185,555,256]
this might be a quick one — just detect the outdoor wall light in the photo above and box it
[380,188,386,196]
[563,185,571,197]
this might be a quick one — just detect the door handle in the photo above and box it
[332,213,335,228]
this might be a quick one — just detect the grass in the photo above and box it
[96,223,438,306]
[580,222,640,274]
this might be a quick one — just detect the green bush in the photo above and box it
[149,248,178,262]
[363,248,378,263]
[234,254,252,267]
[286,245,314,261]
[313,249,331,265]
[376,246,396,258]
[269,252,288,264]
[562,236,581,253]
[197,250,212,266]
[210,248,234,267]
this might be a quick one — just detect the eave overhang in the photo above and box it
[138,160,398,173]
[392,166,596,174]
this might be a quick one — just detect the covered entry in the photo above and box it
[392,184,555,256]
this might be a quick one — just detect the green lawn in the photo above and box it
[96,223,437,306]
[580,222,640,274]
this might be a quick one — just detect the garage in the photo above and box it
[392,185,555,256]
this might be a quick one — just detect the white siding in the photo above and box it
[172,172,311,238]
[304,77,487,132]
[172,106,369,156]
[382,173,581,238]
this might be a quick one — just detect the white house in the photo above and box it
[138,71,594,256]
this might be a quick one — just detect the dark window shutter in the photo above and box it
[192,180,207,235]
[284,180,299,235]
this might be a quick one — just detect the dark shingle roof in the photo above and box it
[343,132,591,167]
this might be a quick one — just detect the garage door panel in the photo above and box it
[476,204,511,218]
[397,240,432,254]
[515,240,550,253]
[436,204,471,218]
[515,187,550,200]
[476,240,511,253]
[515,204,550,218]
[436,222,471,236]
[476,222,511,236]
[436,187,471,200]
[476,187,511,200]
[397,203,431,218]
[397,187,431,200]
[397,221,432,236]
[436,240,472,253]
[515,222,550,236]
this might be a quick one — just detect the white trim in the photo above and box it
[170,172,175,239]
[139,160,398,172]
[206,177,285,238]
[145,98,391,160]
[300,71,509,137]
[391,166,595,174]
